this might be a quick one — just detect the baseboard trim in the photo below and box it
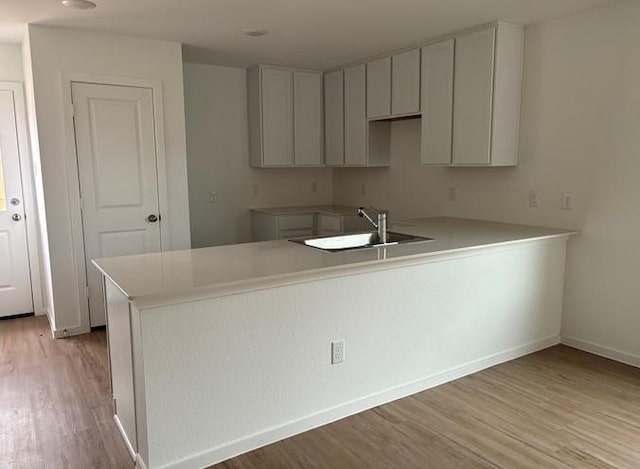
[562,335,640,368]
[114,414,137,462]
[135,454,148,469]
[51,324,91,338]
[162,334,560,469]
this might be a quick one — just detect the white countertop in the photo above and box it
[93,217,576,309]
[251,205,362,216]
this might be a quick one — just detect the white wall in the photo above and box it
[0,43,23,82]
[332,1,640,365]
[445,1,640,365]
[184,63,332,248]
[333,119,447,221]
[23,25,191,335]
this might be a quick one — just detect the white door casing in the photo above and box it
[72,82,161,327]
[0,90,33,317]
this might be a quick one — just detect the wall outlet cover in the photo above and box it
[331,340,345,364]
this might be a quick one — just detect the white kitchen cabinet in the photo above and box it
[248,66,323,167]
[391,49,421,116]
[452,23,523,166]
[421,39,454,165]
[252,212,315,241]
[344,64,367,166]
[252,208,370,241]
[294,71,323,166]
[317,213,369,236]
[324,70,344,166]
[366,57,391,119]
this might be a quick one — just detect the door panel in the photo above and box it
[0,90,32,317]
[72,82,161,326]
[344,64,367,166]
[293,71,323,166]
[260,68,294,166]
[452,27,495,165]
[421,39,454,165]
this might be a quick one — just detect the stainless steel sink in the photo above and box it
[289,231,433,252]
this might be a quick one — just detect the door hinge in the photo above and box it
[85,284,90,299]
[70,103,76,118]
[112,397,117,414]
[79,197,84,213]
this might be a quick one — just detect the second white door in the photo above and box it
[72,82,162,326]
[0,88,33,317]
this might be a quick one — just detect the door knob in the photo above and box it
[11,214,22,222]
[146,214,159,223]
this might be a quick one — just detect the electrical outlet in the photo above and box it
[331,340,345,364]
[448,187,457,202]
[528,190,539,208]
[561,193,575,210]
[208,191,218,204]
[252,184,259,197]
[360,183,367,197]
[311,181,318,193]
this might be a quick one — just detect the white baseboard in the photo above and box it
[562,336,640,368]
[51,324,91,338]
[114,415,137,462]
[135,454,148,469]
[162,335,560,469]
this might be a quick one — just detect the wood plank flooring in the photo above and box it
[214,345,640,469]
[0,315,132,468]
[2,315,640,469]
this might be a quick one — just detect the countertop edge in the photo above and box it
[123,232,575,310]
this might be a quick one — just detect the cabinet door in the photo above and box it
[421,39,454,165]
[344,64,367,166]
[366,57,391,119]
[324,70,344,166]
[392,49,420,116]
[261,68,294,166]
[294,71,323,166]
[452,27,495,165]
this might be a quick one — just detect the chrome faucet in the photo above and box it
[358,206,389,244]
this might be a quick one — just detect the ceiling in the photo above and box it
[0,0,621,70]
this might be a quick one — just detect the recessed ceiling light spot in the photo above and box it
[243,29,269,37]
[61,0,97,10]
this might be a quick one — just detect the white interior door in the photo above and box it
[0,90,33,317]
[72,82,161,327]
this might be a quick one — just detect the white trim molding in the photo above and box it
[562,336,640,369]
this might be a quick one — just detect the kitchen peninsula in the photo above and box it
[93,217,575,469]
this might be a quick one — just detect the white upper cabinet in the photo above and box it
[344,64,367,166]
[366,57,391,119]
[452,23,523,166]
[452,28,495,165]
[392,49,421,116]
[294,71,323,166]
[366,51,420,119]
[324,70,344,166]
[421,39,454,165]
[248,66,323,167]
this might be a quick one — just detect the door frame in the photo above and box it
[60,73,170,333]
[0,81,43,317]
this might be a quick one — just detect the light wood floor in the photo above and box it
[0,315,132,468]
[2,316,640,468]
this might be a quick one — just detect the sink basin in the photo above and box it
[289,231,433,252]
